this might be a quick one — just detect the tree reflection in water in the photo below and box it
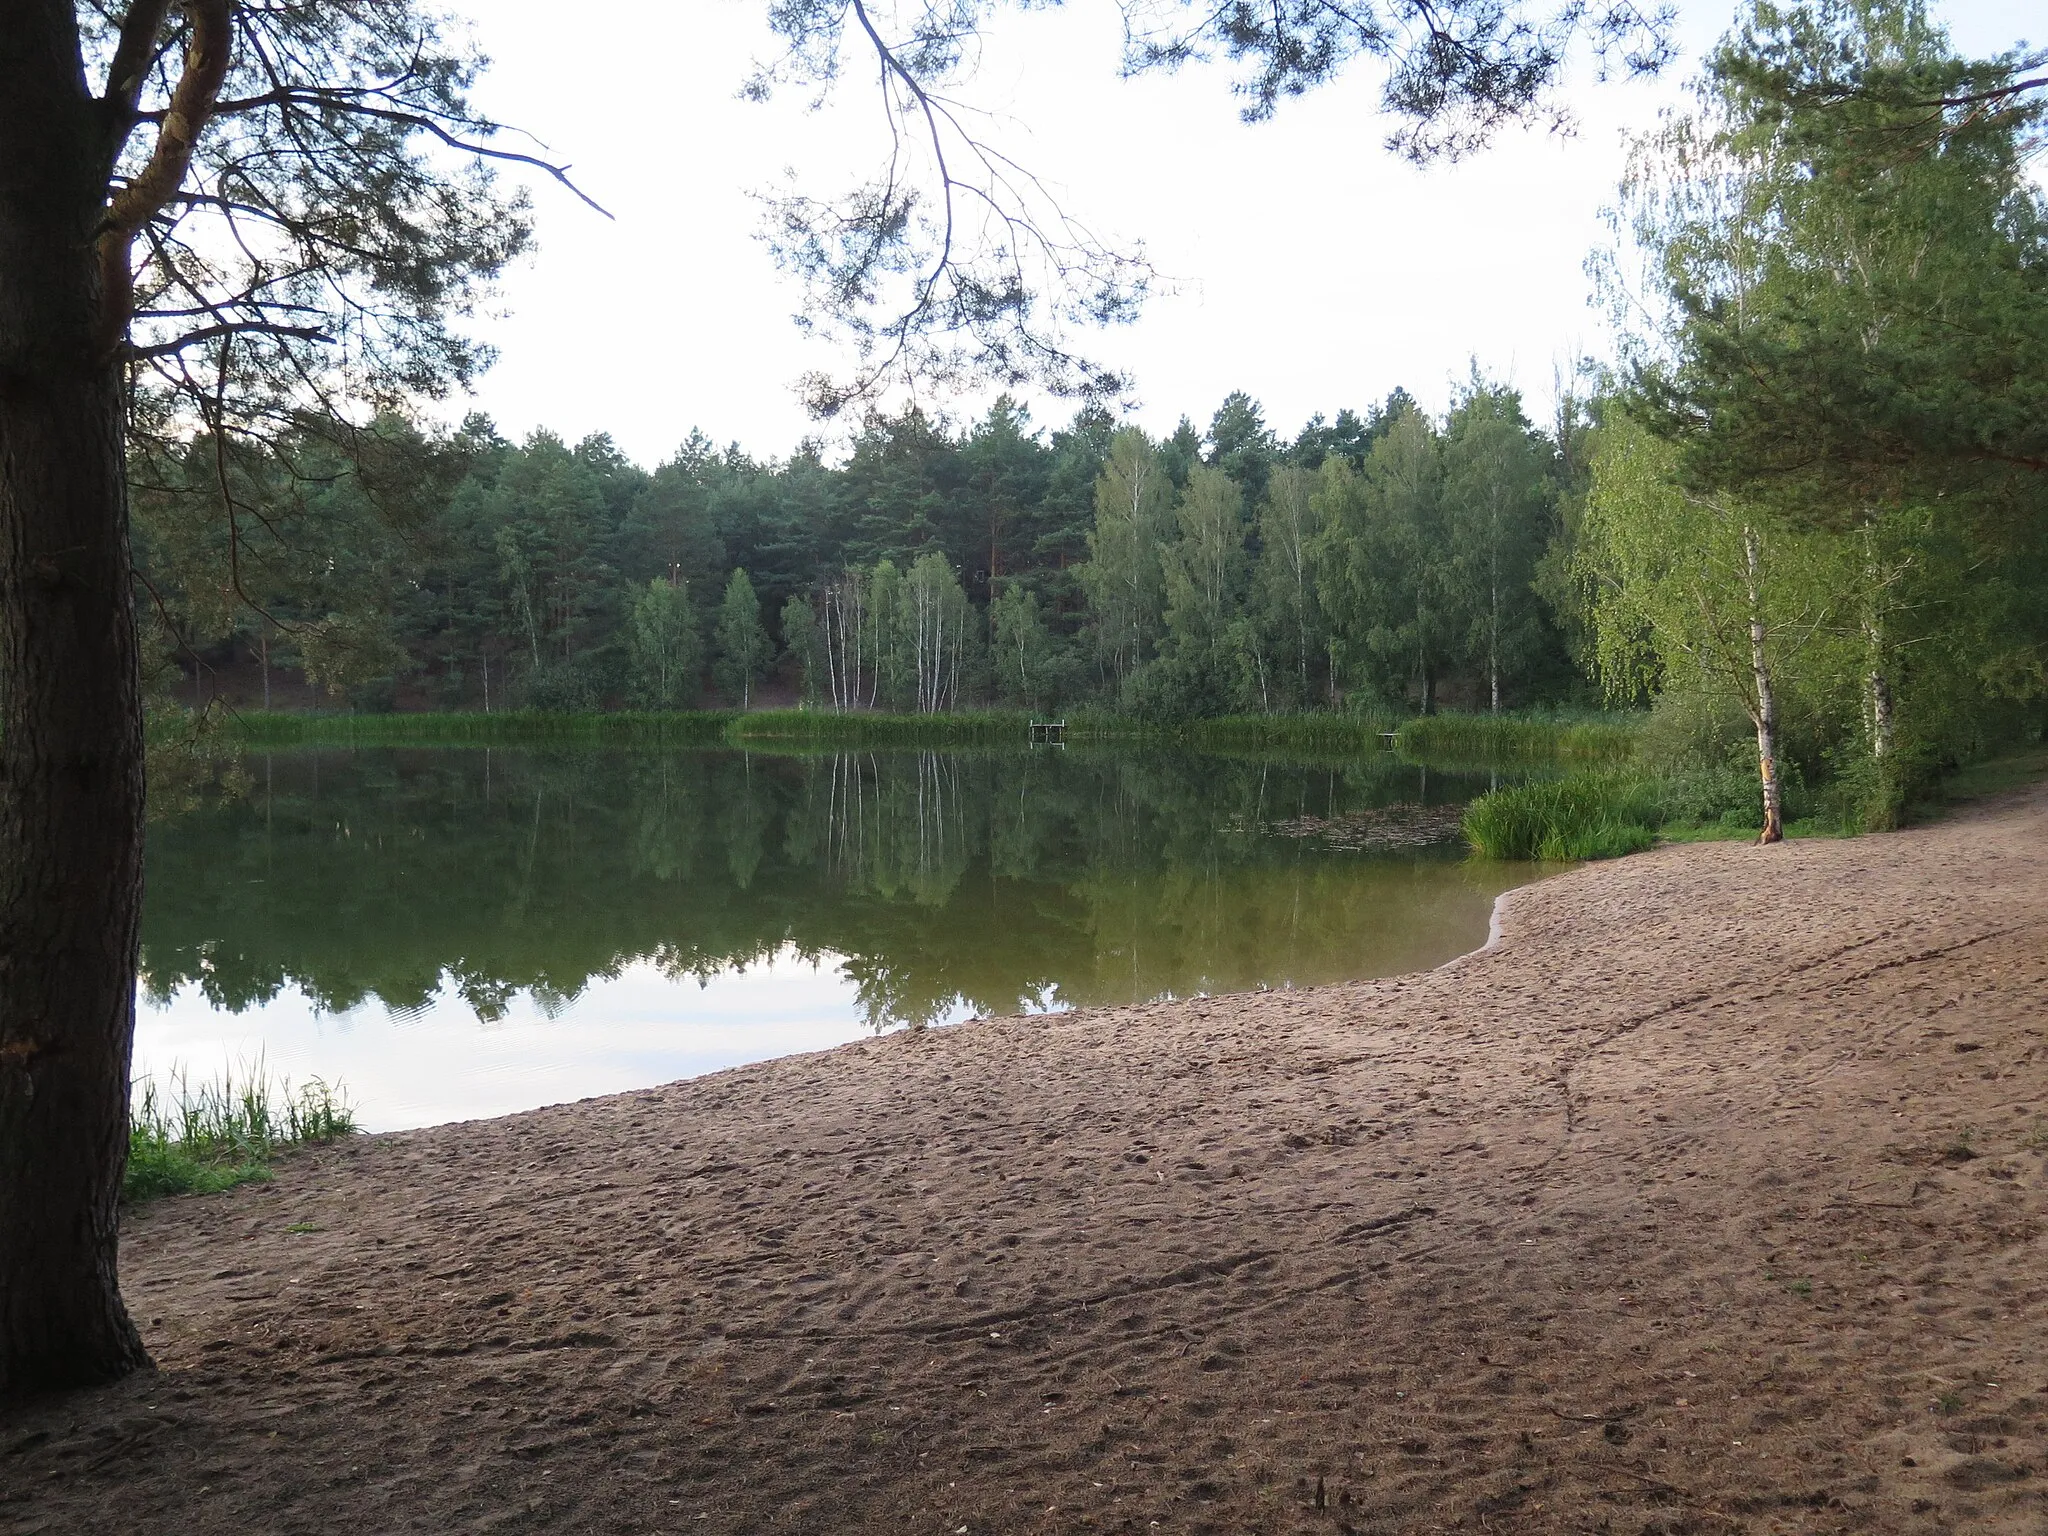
[142,747,1533,1031]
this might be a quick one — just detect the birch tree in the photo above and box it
[1081,429,1172,689]
[714,569,771,709]
[1249,465,1325,706]
[628,577,700,709]
[1579,419,1844,843]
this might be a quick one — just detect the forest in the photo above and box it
[137,0,2048,844]
[141,378,1586,724]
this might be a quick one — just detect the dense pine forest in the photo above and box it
[140,380,1587,722]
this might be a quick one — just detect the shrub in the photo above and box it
[1464,771,1664,861]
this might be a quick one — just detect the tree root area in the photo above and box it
[6,787,2047,1534]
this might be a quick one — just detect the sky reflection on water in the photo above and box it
[137,746,1531,1129]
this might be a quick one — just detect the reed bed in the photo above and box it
[127,1059,359,1203]
[232,709,738,747]
[1396,711,1643,767]
[727,709,1036,747]
[1462,771,1664,861]
[1162,710,1405,755]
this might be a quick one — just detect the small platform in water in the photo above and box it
[1029,719,1067,745]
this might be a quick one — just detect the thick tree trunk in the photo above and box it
[0,16,152,1395]
[1743,525,1784,846]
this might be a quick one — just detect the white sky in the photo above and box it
[450,1,2041,466]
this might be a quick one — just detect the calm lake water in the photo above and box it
[136,746,1537,1130]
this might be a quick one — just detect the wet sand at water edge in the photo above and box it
[4,785,2046,1534]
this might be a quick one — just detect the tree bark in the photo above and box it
[1743,525,1784,846]
[0,9,152,1395]
[1867,664,1895,761]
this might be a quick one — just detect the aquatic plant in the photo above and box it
[230,709,738,748]
[1463,771,1663,861]
[1396,711,1643,767]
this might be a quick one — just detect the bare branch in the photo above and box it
[129,321,335,360]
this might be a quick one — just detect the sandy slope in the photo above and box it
[5,788,2046,1535]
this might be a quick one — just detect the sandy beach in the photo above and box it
[5,786,2045,1534]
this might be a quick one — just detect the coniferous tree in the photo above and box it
[780,594,822,703]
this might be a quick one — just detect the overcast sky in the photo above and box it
[449,1,2040,466]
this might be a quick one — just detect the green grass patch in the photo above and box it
[1463,771,1664,861]
[1396,711,1643,768]
[126,1060,359,1205]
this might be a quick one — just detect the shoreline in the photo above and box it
[9,784,2047,1532]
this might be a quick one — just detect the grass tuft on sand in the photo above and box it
[127,1060,359,1204]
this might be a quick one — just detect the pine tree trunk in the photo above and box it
[1743,525,1784,846]
[0,20,153,1394]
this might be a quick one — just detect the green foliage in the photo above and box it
[1594,0,2048,828]
[1082,427,1174,691]
[989,581,1060,709]
[1463,772,1664,861]
[147,380,1597,726]
[779,594,822,702]
[713,568,771,707]
[126,1063,358,1205]
[627,577,701,708]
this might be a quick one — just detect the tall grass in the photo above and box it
[1165,710,1405,755]
[1463,771,1664,861]
[127,1059,359,1203]
[728,708,1034,747]
[1396,710,1643,767]
[232,709,736,748]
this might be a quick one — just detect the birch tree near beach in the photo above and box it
[1578,419,1846,843]
[1,0,1677,1398]
[1605,0,2048,822]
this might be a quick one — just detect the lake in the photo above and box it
[136,745,1538,1129]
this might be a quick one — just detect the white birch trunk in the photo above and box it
[1744,524,1785,845]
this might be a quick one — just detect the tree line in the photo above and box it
[142,380,1591,720]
